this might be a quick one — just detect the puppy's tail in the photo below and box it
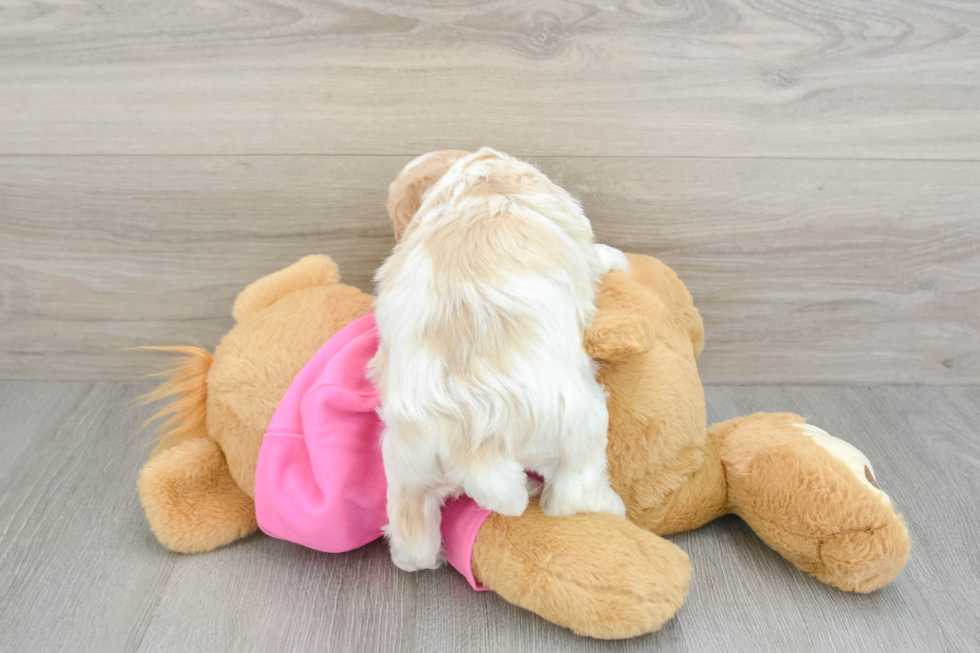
[136,346,213,455]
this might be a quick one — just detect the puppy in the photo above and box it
[370,148,628,571]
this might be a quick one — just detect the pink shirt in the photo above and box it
[254,313,491,590]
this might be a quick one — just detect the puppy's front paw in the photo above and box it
[590,484,628,517]
[463,459,531,517]
[540,478,627,518]
[468,478,530,517]
[595,244,630,274]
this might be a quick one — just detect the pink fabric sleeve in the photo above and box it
[442,496,492,591]
[254,312,492,591]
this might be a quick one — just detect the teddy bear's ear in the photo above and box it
[232,255,340,323]
[584,272,656,361]
[388,150,469,241]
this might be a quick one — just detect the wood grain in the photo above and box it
[0,382,179,652]
[1,382,977,651]
[0,0,978,158]
[2,155,977,383]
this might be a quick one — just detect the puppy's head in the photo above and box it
[389,148,592,247]
[387,150,469,241]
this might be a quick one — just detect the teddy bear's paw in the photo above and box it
[792,423,910,592]
[795,423,893,507]
[138,438,259,553]
[721,414,910,592]
[817,517,911,593]
[473,503,690,639]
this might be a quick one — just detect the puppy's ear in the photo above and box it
[584,272,656,361]
[388,150,469,241]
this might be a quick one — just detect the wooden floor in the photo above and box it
[0,382,976,652]
[1,0,978,384]
[2,1,979,651]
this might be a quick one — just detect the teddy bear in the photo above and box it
[138,158,910,640]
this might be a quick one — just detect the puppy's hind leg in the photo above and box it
[540,385,626,518]
[382,428,444,572]
[385,483,444,572]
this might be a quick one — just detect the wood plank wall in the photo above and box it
[1,0,978,382]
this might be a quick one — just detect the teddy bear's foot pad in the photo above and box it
[795,423,892,506]
[720,413,910,594]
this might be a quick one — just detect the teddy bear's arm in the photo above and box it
[470,498,690,639]
[584,272,656,362]
[139,437,258,553]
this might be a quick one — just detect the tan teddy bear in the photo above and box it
[138,156,909,639]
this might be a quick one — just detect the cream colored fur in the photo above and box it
[372,148,627,570]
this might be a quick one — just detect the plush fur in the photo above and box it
[137,253,910,639]
[372,149,627,571]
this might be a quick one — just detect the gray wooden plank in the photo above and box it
[1,383,976,652]
[862,386,980,650]
[2,156,978,383]
[135,539,417,653]
[0,381,92,477]
[0,381,178,653]
[0,1,978,158]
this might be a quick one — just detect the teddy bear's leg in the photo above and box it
[472,498,691,640]
[716,412,910,593]
[641,419,731,536]
[138,436,258,553]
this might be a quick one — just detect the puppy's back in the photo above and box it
[372,152,603,444]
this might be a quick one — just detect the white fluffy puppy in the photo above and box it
[370,148,628,572]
